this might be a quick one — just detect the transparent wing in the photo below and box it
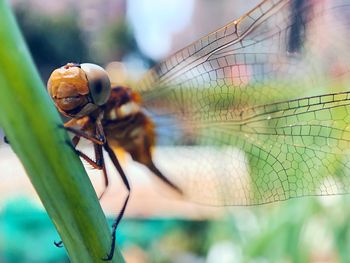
[136,0,350,205]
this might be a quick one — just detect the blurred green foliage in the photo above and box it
[2,197,350,263]
[13,3,141,81]
[98,19,139,63]
[14,4,90,80]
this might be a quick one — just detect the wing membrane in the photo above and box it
[136,0,350,205]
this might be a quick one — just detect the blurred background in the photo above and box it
[1,0,350,262]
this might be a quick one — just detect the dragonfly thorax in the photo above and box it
[104,87,141,121]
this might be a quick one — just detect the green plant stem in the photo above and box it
[0,1,124,262]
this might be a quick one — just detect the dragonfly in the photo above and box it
[47,0,350,260]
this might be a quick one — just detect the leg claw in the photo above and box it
[3,136,9,144]
[54,241,63,247]
[102,254,113,261]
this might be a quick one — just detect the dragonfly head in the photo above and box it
[47,63,111,117]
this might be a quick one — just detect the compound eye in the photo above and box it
[81,63,111,105]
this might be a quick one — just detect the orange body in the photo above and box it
[47,63,181,196]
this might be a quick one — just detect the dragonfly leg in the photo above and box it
[76,149,104,170]
[63,118,80,128]
[102,142,130,261]
[62,112,106,145]
[65,135,103,170]
[94,143,109,200]
[71,135,80,147]
[64,126,105,145]
[67,117,107,169]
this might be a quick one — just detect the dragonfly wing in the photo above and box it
[136,0,350,205]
